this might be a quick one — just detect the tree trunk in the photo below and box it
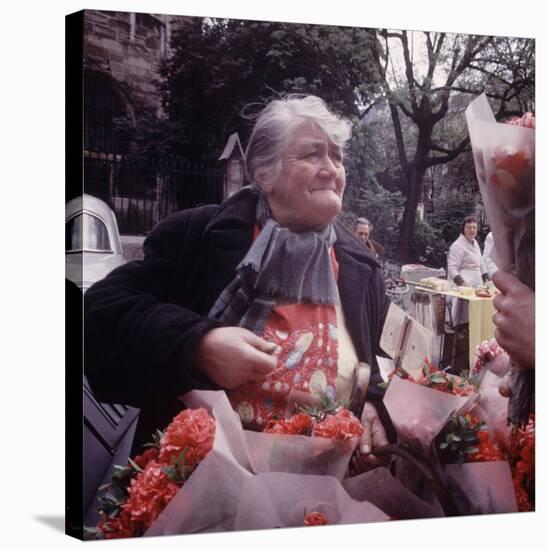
[397,131,431,263]
[397,166,427,263]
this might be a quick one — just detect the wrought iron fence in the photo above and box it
[84,151,224,235]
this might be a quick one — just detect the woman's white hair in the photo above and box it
[244,95,352,186]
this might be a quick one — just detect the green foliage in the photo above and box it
[161,449,191,483]
[436,414,486,464]
[115,18,533,267]
[157,18,381,162]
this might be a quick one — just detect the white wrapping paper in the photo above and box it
[144,390,383,536]
[465,93,535,287]
[383,375,476,455]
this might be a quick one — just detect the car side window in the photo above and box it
[66,213,112,252]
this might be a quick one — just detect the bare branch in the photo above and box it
[428,137,470,166]
[399,31,420,110]
[397,100,415,120]
[429,143,453,154]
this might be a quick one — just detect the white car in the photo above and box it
[66,194,126,292]
[66,194,139,526]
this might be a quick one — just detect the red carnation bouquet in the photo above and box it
[383,360,477,457]
[244,397,364,481]
[382,355,534,514]
[383,359,525,514]
[87,408,216,539]
[86,390,385,538]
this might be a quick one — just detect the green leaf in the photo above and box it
[439,442,449,450]
[128,457,143,473]
[377,381,389,390]
[463,446,479,454]
[162,465,185,483]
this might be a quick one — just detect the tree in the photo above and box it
[369,30,534,262]
[157,17,381,161]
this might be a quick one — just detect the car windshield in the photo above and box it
[66,212,112,252]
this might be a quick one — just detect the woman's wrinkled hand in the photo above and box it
[350,402,390,474]
[492,271,535,369]
[195,327,277,389]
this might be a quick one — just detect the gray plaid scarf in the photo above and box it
[209,192,339,335]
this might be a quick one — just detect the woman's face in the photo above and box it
[259,122,346,231]
[463,222,478,241]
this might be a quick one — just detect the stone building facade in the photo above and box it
[83,10,175,153]
[79,10,226,235]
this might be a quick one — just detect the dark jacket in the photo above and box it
[84,188,392,452]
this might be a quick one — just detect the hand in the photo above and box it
[350,402,389,474]
[195,327,277,389]
[492,271,535,369]
[453,275,465,286]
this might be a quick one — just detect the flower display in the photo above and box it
[437,412,504,465]
[311,409,364,440]
[263,412,313,435]
[472,339,506,376]
[159,408,216,467]
[90,408,216,539]
[437,410,535,511]
[304,511,329,526]
[263,407,363,440]
[120,462,179,530]
[390,358,475,396]
[507,414,535,512]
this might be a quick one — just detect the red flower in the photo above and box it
[98,509,142,539]
[472,339,505,375]
[304,511,328,526]
[507,415,535,511]
[312,409,363,440]
[159,408,216,468]
[122,461,180,528]
[468,431,505,462]
[133,447,160,470]
[264,413,313,435]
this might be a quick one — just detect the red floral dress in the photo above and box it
[228,241,340,429]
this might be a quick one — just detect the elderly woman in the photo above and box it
[84,95,390,471]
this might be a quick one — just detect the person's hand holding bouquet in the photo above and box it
[466,94,535,426]
[492,271,535,370]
